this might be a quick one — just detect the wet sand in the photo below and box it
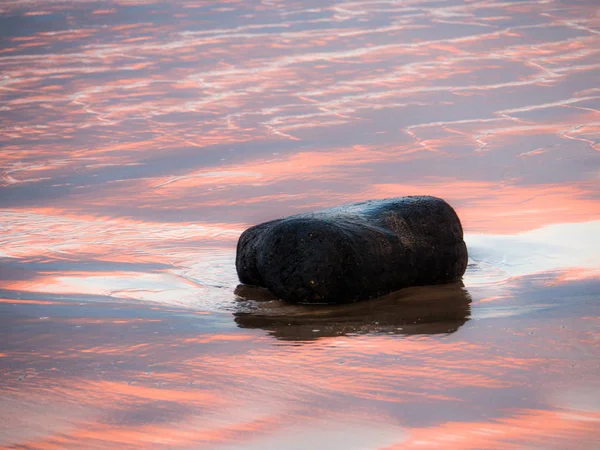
[1,0,600,448]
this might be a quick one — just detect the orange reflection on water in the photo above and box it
[1,209,243,260]
[396,409,600,449]
[1,0,600,448]
[545,267,600,286]
[2,300,598,449]
[20,414,286,450]
[0,298,71,305]
[371,182,599,233]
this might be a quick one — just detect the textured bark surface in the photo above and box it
[236,196,468,304]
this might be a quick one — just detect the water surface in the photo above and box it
[1,0,599,448]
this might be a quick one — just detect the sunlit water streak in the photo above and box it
[1,0,599,448]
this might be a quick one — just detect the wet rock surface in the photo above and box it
[236,196,468,304]
[234,282,472,340]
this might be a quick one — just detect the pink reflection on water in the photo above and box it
[395,408,600,449]
[1,0,600,448]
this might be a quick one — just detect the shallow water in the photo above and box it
[1,0,599,448]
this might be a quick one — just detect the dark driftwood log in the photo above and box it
[236,196,468,304]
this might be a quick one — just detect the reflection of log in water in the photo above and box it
[234,282,471,341]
